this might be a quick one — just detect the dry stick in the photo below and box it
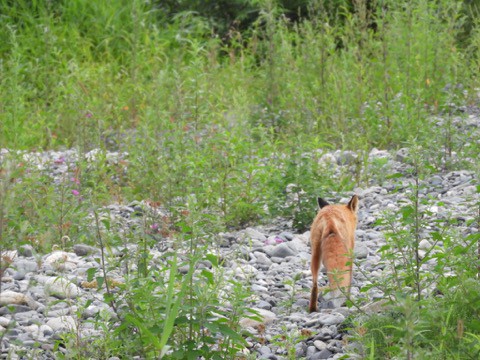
[93,210,117,314]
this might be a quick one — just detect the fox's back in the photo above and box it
[311,204,357,246]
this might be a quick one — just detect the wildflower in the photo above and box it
[54,157,65,164]
[122,106,129,111]
[72,190,80,196]
[275,236,284,244]
[85,112,93,118]
[70,177,80,185]
[264,236,285,245]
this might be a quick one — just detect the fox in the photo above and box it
[309,195,359,312]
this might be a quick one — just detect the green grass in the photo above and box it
[1,0,480,358]
[2,0,478,232]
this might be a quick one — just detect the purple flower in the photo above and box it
[70,177,80,185]
[54,157,65,164]
[150,223,159,230]
[275,236,285,244]
[85,112,93,118]
[264,236,285,245]
[71,190,80,196]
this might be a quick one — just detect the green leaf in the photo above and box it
[87,267,97,282]
[201,269,214,285]
[216,323,247,344]
[468,319,480,332]
[124,313,162,349]
[205,253,219,267]
[386,172,404,179]
[101,219,111,231]
[158,253,196,353]
[401,205,414,221]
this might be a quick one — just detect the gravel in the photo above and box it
[0,112,479,359]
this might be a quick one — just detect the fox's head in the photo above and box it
[317,195,359,215]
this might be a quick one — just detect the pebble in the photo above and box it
[267,243,297,258]
[354,242,369,259]
[44,277,81,299]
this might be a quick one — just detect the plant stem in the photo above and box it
[94,210,117,313]
[414,167,421,302]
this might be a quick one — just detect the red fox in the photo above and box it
[309,195,359,312]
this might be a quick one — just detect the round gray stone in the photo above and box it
[267,243,297,258]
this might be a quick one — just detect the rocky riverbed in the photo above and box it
[1,114,479,359]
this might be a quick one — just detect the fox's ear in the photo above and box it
[347,195,359,213]
[317,197,330,209]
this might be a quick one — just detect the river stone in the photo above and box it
[267,243,297,258]
[44,277,80,299]
[306,346,317,358]
[313,340,327,351]
[419,239,432,250]
[0,291,40,310]
[0,316,11,327]
[73,244,98,256]
[14,259,38,274]
[311,312,345,326]
[239,308,277,329]
[46,316,77,333]
[43,251,77,271]
[17,245,34,257]
[310,349,333,360]
[254,251,273,267]
[279,231,294,241]
[234,264,258,279]
[354,242,369,259]
[242,228,267,242]
[295,342,308,357]
[0,304,32,314]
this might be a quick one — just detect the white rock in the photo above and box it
[354,242,369,259]
[318,312,345,325]
[289,236,309,252]
[0,316,11,327]
[234,264,258,279]
[25,324,42,339]
[419,239,432,250]
[44,251,77,271]
[314,340,328,351]
[239,308,277,329]
[44,277,80,299]
[242,228,267,242]
[0,290,40,309]
[46,316,77,332]
[40,324,53,335]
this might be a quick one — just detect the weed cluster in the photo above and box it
[0,0,480,358]
[350,147,480,359]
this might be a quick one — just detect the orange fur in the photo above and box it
[309,195,358,312]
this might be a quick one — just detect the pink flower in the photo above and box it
[264,236,285,245]
[70,177,80,185]
[85,112,93,118]
[54,157,65,164]
[275,236,285,244]
[72,190,80,196]
[150,223,159,230]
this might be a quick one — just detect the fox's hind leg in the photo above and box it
[309,244,322,313]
